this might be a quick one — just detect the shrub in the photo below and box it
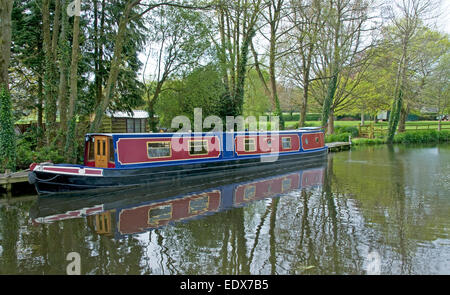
[352,138,386,145]
[335,126,359,137]
[326,132,351,143]
[0,86,16,172]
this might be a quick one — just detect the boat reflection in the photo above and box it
[30,162,325,239]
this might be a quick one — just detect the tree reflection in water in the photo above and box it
[0,144,449,274]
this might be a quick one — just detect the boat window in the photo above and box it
[102,140,106,156]
[189,195,209,214]
[282,137,292,149]
[148,142,171,158]
[189,140,208,155]
[109,138,115,162]
[244,138,256,152]
[148,204,172,225]
[282,178,292,192]
[97,140,101,155]
[244,185,256,201]
[315,137,319,143]
[88,140,95,161]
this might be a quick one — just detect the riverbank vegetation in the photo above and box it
[0,0,449,172]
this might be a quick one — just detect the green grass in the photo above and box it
[350,130,450,146]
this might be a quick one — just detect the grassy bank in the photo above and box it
[350,130,450,146]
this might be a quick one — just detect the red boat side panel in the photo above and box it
[116,136,221,165]
[301,168,324,188]
[43,167,80,174]
[118,191,221,234]
[234,173,300,205]
[301,133,325,151]
[235,134,300,156]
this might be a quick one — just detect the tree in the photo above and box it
[316,0,376,134]
[143,5,213,132]
[214,0,263,121]
[420,37,450,131]
[281,0,324,127]
[0,0,16,171]
[65,0,81,162]
[155,63,225,129]
[11,0,46,138]
[385,0,438,143]
[251,0,290,129]
[89,0,213,133]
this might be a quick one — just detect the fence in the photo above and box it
[358,123,450,139]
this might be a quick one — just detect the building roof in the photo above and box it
[106,110,149,119]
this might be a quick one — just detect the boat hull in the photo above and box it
[29,148,327,195]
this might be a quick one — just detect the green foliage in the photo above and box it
[0,87,17,172]
[15,127,65,170]
[351,130,450,146]
[352,138,387,145]
[243,70,271,117]
[155,64,225,129]
[392,130,450,144]
[325,132,351,143]
[334,126,359,137]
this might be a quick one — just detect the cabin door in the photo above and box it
[94,136,109,168]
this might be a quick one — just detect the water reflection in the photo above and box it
[30,162,325,240]
[0,144,449,274]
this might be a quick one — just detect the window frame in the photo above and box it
[148,204,173,225]
[244,138,257,152]
[281,136,292,149]
[147,141,172,159]
[188,139,209,156]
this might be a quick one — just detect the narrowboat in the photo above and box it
[31,161,326,238]
[28,128,327,195]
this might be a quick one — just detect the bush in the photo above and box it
[352,138,386,145]
[326,132,351,143]
[350,130,450,146]
[335,126,359,137]
[0,86,16,172]
[15,128,65,170]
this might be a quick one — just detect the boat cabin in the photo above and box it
[84,130,325,169]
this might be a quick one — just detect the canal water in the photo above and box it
[0,144,449,275]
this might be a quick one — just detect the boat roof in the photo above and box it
[86,128,323,137]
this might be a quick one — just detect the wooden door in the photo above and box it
[94,136,109,168]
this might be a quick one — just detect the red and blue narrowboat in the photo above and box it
[28,128,327,195]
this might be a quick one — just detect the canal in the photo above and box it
[0,144,449,275]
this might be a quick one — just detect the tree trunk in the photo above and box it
[398,104,409,133]
[0,0,13,88]
[299,50,312,128]
[147,81,164,133]
[388,38,409,143]
[327,109,335,135]
[322,72,338,129]
[42,0,60,144]
[90,1,139,132]
[233,29,255,118]
[0,0,16,171]
[299,95,307,128]
[58,0,70,133]
[65,12,81,163]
